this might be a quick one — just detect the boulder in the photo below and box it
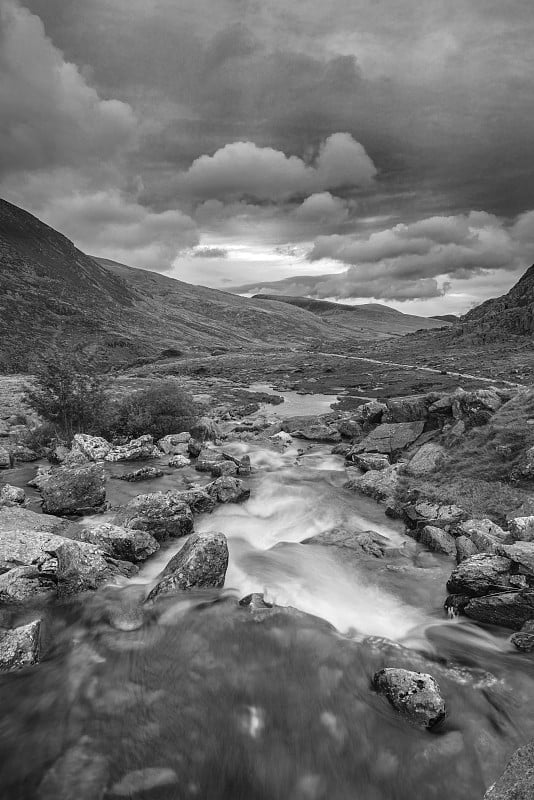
[456,536,479,563]
[446,554,513,596]
[452,388,502,428]
[372,668,446,729]
[77,523,159,563]
[146,532,229,600]
[336,418,363,439]
[0,619,41,672]
[347,452,390,471]
[114,492,194,541]
[419,525,456,556]
[354,421,425,455]
[483,740,534,799]
[0,484,26,506]
[0,528,71,573]
[404,501,468,531]
[53,540,137,597]
[0,445,11,468]
[157,433,191,454]
[189,417,221,443]
[344,465,400,506]
[0,567,56,604]
[39,463,106,515]
[195,453,225,472]
[72,433,111,461]
[302,527,389,558]
[168,454,190,468]
[174,487,216,514]
[270,431,293,445]
[281,416,341,443]
[105,435,160,462]
[383,395,429,423]
[509,517,534,542]
[210,461,238,478]
[0,505,70,536]
[405,444,445,477]
[116,466,164,482]
[500,542,534,576]
[464,589,534,629]
[205,476,250,504]
[354,400,387,427]
[454,519,510,554]
[510,621,534,652]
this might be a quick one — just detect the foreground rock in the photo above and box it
[39,463,106,515]
[447,554,514,597]
[344,465,400,507]
[484,739,534,799]
[0,484,26,506]
[147,532,229,600]
[0,567,57,604]
[373,668,446,729]
[0,619,41,671]
[105,435,160,462]
[464,589,534,630]
[115,492,194,541]
[77,523,159,563]
[0,506,70,535]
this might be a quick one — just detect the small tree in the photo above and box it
[24,353,109,441]
[113,381,197,440]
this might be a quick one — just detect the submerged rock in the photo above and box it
[0,619,41,671]
[77,523,159,563]
[115,492,194,541]
[372,668,446,729]
[483,739,534,799]
[39,463,106,515]
[147,531,229,600]
[37,736,109,800]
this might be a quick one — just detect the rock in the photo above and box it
[444,594,471,617]
[205,476,250,504]
[404,501,468,531]
[105,435,160,462]
[47,445,70,464]
[0,484,26,506]
[72,433,111,461]
[500,542,534,576]
[28,466,52,489]
[347,452,390,471]
[455,519,511,554]
[0,445,11,468]
[168,454,190,468]
[114,492,194,541]
[39,463,106,515]
[210,460,238,478]
[509,517,534,542]
[236,454,252,476]
[270,431,293,445]
[174,487,216,514]
[146,532,229,600]
[77,524,159,563]
[344,465,400,506]
[188,440,203,457]
[0,566,56,604]
[195,453,225,472]
[336,418,363,439]
[302,527,389,558]
[53,540,137,596]
[354,421,425,455]
[11,444,39,462]
[483,740,534,799]
[282,416,341,443]
[37,736,109,800]
[354,400,387,427]
[372,668,446,729]
[383,395,429,423]
[452,388,502,428]
[405,444,445,477]
[0,619,41,671]
[419,525,456,556]
[116,466,164,482]
[510,621,534,652]
[447,554,513,596]
[190,417,221,443]
[456,536,479,563]
[109,767,178,797]
[157,432,191,454]
[465,589,534,629]
[0,505,70,536]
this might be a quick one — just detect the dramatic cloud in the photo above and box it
[0,1,136,177]
[293,193,350,224]
[178,134,376,201]
[192,247,228,258]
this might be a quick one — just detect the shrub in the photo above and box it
[111,381,197,440]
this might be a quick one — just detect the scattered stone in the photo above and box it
[354,421,425,455]
[483,739,534,799]
[0,619,41,671]
[0,484,26,506]
[77,523,159,563]
[39,463,106,515]
[109,767,178,797]
[205,476,250,504]
[115,492,194,541]
[465,589,534,629]
[447,554,513,597]
[72,433,111,461]
[116,466,164,482]
[373,668,446,729]
[37,736,109,800]
[105,435,160,462]
[405,444,445,477]
[419,526,456,556]
[510,621,534,652]
[147,532,229,600]
[348,452,390,471]
[168,454,190,468]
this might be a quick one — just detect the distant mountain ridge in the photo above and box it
[461,264,534,337]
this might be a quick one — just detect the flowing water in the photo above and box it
[1,392,534,799]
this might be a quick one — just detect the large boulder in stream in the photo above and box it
[344,465,401,506]
[72,433,111,461]
[446,554,513,596]
[105,435,160,462]
[147,532,229,600]
[114,491,194,541]
[38,463,106,515]
[354,421,425,455]
[0,619,41,671]
[373,668,446,729]
[157,432,192,454]
[281,416,341,443]
[484,739,534,799]
[302,527,389,558]
[0,567,57,604]
[205,476,250,504]
[190,417,222,443]
[76,523,159,563]
[0,484,26,506]
[464,589,534,629]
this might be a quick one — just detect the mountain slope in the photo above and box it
[461,264,534,337]
[251,293,450,337]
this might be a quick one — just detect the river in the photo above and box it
[1,390,533,799]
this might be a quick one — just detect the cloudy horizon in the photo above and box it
[1,0,533,316]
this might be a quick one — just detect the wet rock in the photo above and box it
[444,594,471,617]
[115,492,194,541]
[510,620,534,652]
[157,432,191,454]
[190,417,221,443]
[383,395,430,423]
[500,542,534,576]
[354,421,425,455]
[0,566,57,604]
[238,593,336,629]
[302,527,388,558]
[77,523,159,563]
[347,452,390,471]
[205,476,250,504]
[210,460,238,478]
[195,452,225,472]
[372,668,446,729]
[344,465,400,506]
[168,454,190,468]
[239,593,273,611]
[483,739,534,799]
[109,767,178,797]
[405,444,445,477]
[0,505,70,536]
[270,431,293,445]
[236,454,252,476]
[72,433,111,461]
[174,487,216,514]
[53,540,137,597]
[105,435,160,462]
[147,531,229,599]
[37,736,109,800]
[454,519,511,554]
[447,554,513,596]
[509,516,534,542]
[456,536,479,563]
[188,439,203,457]
[0,619,41,671]
[116,466,164,482]
[464,589,534,629]
[0,484,26,506]
[39,463,106,515]
[419,525,456,556]
[281,416,341,443]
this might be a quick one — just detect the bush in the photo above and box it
[111,381,197,440]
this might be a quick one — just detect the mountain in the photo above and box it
[461,264,534,337]
[432,314,459,323]
[251,294,450,337]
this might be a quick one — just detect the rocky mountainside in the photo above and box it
[461,264,534,337]
[251,294,449,337]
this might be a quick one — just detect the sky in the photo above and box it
[1,0,534,316]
